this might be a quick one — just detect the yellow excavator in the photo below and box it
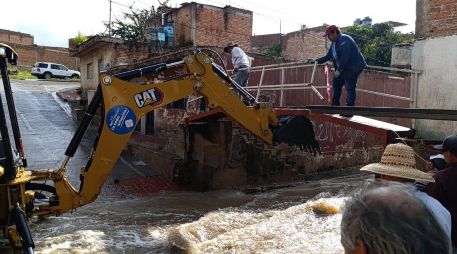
[0,43,319,253]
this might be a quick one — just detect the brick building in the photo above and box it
[251,25,328,61]
[70,36,151,100]
[147,2,253,49]
[0,28,79,70]
[412,0,457,139]
[250,33,281,54]
[416,0,457,38]
[282,25,327,61]
[0,29,34,45]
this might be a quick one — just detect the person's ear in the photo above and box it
[353,240,367,254]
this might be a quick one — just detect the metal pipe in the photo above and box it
[246,85,412,102]
[237,62,420,74]
[280,68,284,106]
[0,57,27,167]
[64,86,101,158]
[0,58,16,180]
[307,61,325,100]
[366,65,421,74]
[304,106,457,121]
[60,156,70,170]
[255,66,265,101]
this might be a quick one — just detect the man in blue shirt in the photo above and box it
[316,25,367,107]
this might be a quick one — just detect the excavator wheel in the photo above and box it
[272,116,321,154]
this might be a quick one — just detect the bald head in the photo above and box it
[341,183,449,254]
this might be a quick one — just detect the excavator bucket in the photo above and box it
[272,116,320,153]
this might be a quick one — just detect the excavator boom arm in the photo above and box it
[51,53,280,212]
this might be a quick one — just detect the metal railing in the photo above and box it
[230,63,420,109]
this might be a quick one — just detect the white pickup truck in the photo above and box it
[31,62,80,79]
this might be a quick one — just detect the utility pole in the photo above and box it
[279,19,282,52]
[109,0,112,36]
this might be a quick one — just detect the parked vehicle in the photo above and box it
[31,62,80,79]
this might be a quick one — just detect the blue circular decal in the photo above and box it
[106,105,137,135]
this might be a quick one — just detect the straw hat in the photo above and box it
[361,143,435,182]
[224,42,238,53]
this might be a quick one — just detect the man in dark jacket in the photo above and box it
[427,135,457,253]
[316,25,367,107]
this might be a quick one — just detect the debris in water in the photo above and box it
[311,199,340,215]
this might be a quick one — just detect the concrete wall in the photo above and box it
[412,35,457,139]
[128,108,385,190]
[79,44,114,96]
[78,42,150,98]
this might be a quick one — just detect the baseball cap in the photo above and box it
[429,154,446,171]
[324,25,339,37]
[434,135,457,156]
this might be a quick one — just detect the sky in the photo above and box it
[0,0,416,47]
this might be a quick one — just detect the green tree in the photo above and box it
[70,32,87,47]
[264,44,282,58]
[106,8,153,42]
[344,23,414,66]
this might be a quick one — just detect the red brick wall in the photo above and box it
[113,43,150,66]
[173,4,193,46]
[416,0,457,38]
[282,29,327,61]
[194,5,252,49]
[6,43,79,70]
[0,29,34,45]
[251,33,282,54]
[167,3,253,50]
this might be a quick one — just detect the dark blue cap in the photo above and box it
[434,135,457,156]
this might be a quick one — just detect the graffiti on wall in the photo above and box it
[314,121,381,152]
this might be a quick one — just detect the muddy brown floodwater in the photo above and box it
[0,80,373,253]
[20,172,371,254]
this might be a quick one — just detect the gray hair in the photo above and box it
[341,182,449,254]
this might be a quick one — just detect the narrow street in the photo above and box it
[3,79,157,188]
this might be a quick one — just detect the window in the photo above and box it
[87,62,93,79]
[59,65,68,71]
[51,64,60,70]
[98,59,104,73]
[38,63,48,68]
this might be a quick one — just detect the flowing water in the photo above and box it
[14,172,371,254]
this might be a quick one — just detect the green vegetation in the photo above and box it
[70,32,88,47]
[105,8,153,42]
[9,70,36,80]
[264,44,282,58]
[344,23,415,66]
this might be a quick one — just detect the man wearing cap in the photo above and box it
[427,135,457,252]
[316,25,367,107]
[224,42,252,87]
[361,143,452,250]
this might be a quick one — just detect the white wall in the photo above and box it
[79,44,114,99]
[412,35,457,140]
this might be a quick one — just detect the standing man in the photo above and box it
[224,42,251,87]
[427,135,457,253]
[316,25,367,107]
